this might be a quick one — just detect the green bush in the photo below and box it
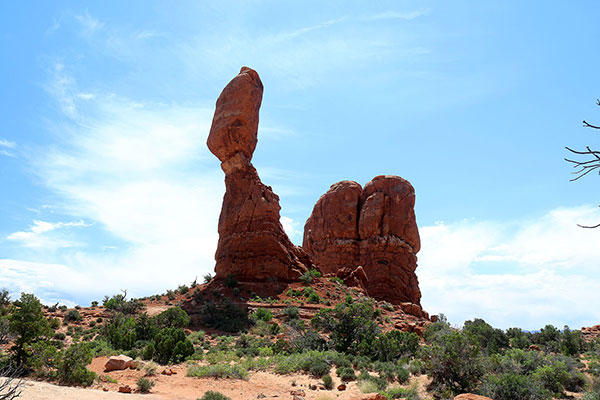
[250,308,273,322]
[463,318,509,355]
[322,374,333,389]
[384,386,420,400]
[53,332,66,341]
[105,314,136,350]
[153,327,194,364]
[309,359,331,377]
[299,268,321,284]
[532,362,571,396]
[337,366,357,381]
[188,364,248,380]
[198,391,232,400]
[283,306,300,320]
[55,342,96,386]
[357,372,389,392]
[153,307,190,329]
[198,299,250,333]
[311,297,380,353]
[224,274,237,288]
[64,309,82,322]
[396,365,410,384]
[480,372,551,400]
[8,293,52,368]
[103,293,144,315]
[137,377,155,393]
[370,330,420,362]
[420,330,484,395]
[328,276,344,286]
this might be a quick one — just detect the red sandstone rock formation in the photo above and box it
[581,324,600,342]
[303,175,421,306]
[208,67,312,282]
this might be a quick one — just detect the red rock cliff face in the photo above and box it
[208,67,312,282]
[303,175,422,305]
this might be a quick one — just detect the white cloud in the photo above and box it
[418,205,600,330]
[281,216,303,244]
[1,66,224,303]
[6,220,90,249]
[0,139,16,149]
[366,9,431,21]
[75,10,103,36]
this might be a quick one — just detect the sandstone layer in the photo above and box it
[208,67,311,282]
[303,175,422,305]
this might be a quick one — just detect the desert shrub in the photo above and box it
[396,365,410,384]
[178,285,189,295]
[299,268,321,284]
[137,377,155,393]
[105,314,136,350]
[0,316,11,344]
[48,317,60,330]
[384,386,420,400]
[311,297,380,353]
[198,299,250,333]
[0,289,10,308]
[370,330,420,362]
[187,363,248,380]
[423,314,451,344]
[322,374,333,389]
[337,366,357,381]
[64,309,81,322]
[463,318,509,355]
[53,332,66,341]
[561,326,586,356]
[283,306,300,320]
[328,276,344,285]
[28,341,58,378]
[153,327,194,364]
[153,307,190,329]
[103,293,144,315]
[532,361,571,396]
[250,308,272,323]
[272,350,336,375]
[531,324,561,353]
[408,359,423,375]
[420,330,484,395]
[8,293,52,368]
[479,372,551,400]
[55,342,96,386]
[203,274,213,284]
[142,361,158,376]
[224,274,237,288]
[358,372,389,392]
[198,391,232,400]
[288,328,327,353]
[310,359,331,377]
[506,327,532,349]
[142,340,156,361]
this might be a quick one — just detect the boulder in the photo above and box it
[208,67,312,283]
[454,394,493,400]
[104,355,133,372]
[118,385,132,393]
[303,175,422,307]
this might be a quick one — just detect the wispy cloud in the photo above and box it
[419,205,600,330]
[5,66,224,301]
[75,10,103,36]
[6,220,90,249]
[0,139,16,149]
[366,9,431,21]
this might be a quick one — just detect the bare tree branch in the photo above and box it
[0,365,23,400]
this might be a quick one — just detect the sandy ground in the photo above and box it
[9,357,431,400]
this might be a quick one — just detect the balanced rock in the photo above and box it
[104,355,133,371]
[304,175,422,306]
[208,67,312,282]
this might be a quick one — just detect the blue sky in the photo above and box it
[1,1,600,330]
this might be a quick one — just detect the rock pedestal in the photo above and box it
[208,67,312,282]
